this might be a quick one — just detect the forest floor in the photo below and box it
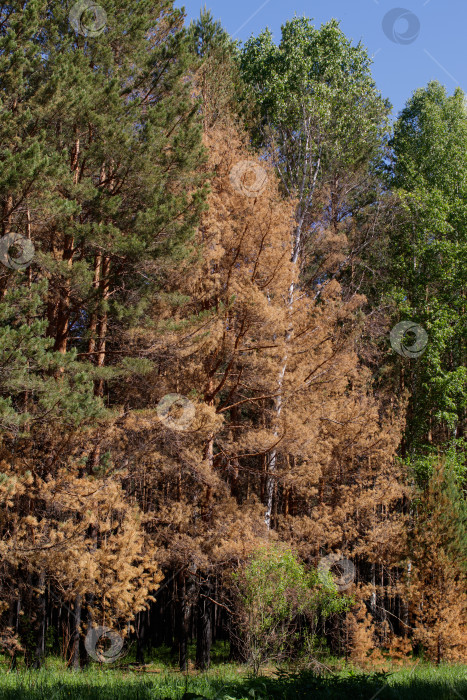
[0,655,466,699]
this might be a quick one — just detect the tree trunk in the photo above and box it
[33,573,47,668]
[71,594,81,670]
[54,229,74,354]
[178,573,190,671]
[265,234,300,528]
[402,560,411,635]
[88,251,102,361]
[95,255,110,397]
[136,610,146,664]
[196,584,212,670]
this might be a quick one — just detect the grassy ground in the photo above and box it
[0,657,466,700]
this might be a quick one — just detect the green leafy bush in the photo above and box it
[231,545,351,674]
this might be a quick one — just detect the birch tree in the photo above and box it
[240,17,390,526]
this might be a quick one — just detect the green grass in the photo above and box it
[0,659,466,700]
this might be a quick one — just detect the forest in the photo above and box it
[0,1,466,698]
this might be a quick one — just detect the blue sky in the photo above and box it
[175,0,467,119]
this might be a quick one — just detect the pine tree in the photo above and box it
[408,460,467,661]
[0,0,207,667]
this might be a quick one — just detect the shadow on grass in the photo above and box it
[212,670,467,700]
[0,669,466,699]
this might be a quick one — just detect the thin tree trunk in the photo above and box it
[370,563,377,616]
[136,610,146,664]
[88,251,102,360]
[0,193,13,299]
[33,573,47,668]
[196,583,212,670]
[54,233,74,353]
[54,137,80,353]
[71,594,82,670]
[95,255,110,397]
[178,573,189,672]
[265,219,303,528]
[402,560,411,635]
